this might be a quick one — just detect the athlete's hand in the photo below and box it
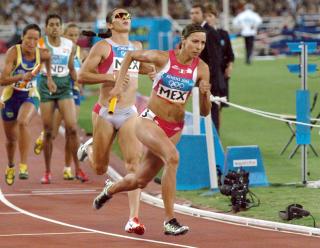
[47,77,57,94]
[225,64,233,78]
[22,72,33,82]
[108,86,122,102]
[148,65,156,81]
[199,80,211,96]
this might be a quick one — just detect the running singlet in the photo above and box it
[38,36,73,77]
[152,50,199,103]
[72,45,81,90]
[11,44,41,91]
[97,38,140,78]
[74,45,81,72]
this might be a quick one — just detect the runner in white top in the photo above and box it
[77,8,154,235]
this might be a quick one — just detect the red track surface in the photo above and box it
[0,116,319,248]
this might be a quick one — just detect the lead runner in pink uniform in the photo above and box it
[93,24,212,235]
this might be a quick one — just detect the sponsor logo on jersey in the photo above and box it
[172,65,193,74]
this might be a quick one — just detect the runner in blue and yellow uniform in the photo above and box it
[0,24,53,185]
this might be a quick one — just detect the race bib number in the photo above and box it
[14,80,35,90]
[113,57,140,73]
[157,84,188,103]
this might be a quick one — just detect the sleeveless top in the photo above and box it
[38,36,73,77]
[74,45,81,72]
[152,50,199,103]
[97,38,140,78]
[12,44,41,91]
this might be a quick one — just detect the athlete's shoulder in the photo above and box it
[61,37,73,46]
[6,45,18,57]
[91,40,111,54]
[197,59,209,73]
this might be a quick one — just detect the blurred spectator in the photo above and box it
[205,4,234,123]
[233,3,262,64]
[190,3,224,133]
[1,0,320,24]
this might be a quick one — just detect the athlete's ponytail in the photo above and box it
[82,30,112,38]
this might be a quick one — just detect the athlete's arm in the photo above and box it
[68,45,77,82]
[78,41,115,85]
[40,48,57,93]
[0,47,25,86]
[109,50,167,99]
[196,60,211,116]
[131,41,157,77]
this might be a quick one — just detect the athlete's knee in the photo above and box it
[166,149,179,168]
[6,138,17,146]
[17,119,29,129]
[92,161,108,175]
[136,177,149,189]
[124,158,140,173]
[65,126,78,138]
[43,128,53,140]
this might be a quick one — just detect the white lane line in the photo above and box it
[0,231,93,237]
[4,192,97,197]
[0,189,196,248]
[0,212,21,215]
[31,189,97,193]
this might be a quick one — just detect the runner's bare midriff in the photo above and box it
[148,91,186,123]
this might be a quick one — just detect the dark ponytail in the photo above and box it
[82,30,112,38]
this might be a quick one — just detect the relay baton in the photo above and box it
[19,64,41,88]
[108,97,117,114]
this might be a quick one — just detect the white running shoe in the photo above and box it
[163,218,189,236]
[93,179,114,210]
[125,217,145,235]
[77,138,93,162]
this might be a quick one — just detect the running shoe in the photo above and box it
[77,138,93,162]
[40,172,52,184]
[34,131,44,155]
[19,163,28,179]
[125,217,146,235]
[5,167,15,186]
[63,167,74,180]
[93,179,113,210]
[76,169,89,182]
[163,218,189,236]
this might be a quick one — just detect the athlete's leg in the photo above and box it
[40,101,56,173]
[160,132,181,222]
[3,120,18,166]
[3,120,18,185]
[109,148,164,195]
[109,117,180,221]
[65,104,80,169]
[16,102,36,164]
[52,108,62,139]
[118,116,143,219]
[89,112,116,175]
